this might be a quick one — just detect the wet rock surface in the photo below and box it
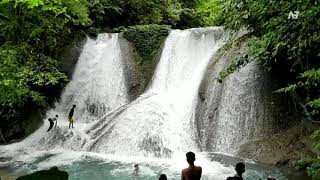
[17,166,68,180]
[119,33,162,101]
[238,124,318,165]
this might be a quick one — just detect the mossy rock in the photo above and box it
[122,24,170,63]
[17,166,68,180]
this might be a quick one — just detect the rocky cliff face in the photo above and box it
[58,36,86,79]
[195,39,301,155]
[118,33,162,101]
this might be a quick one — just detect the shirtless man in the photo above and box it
[226,162,245,180]
[181,152,202,180]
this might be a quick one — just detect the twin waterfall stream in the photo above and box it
[0,28,293,180]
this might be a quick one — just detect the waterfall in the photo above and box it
[55,33,129,123]
[85,27,224,157]
[5,33,130,150]
[196,40,299,155]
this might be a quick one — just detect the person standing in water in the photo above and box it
[226,162,245,180]
[132,164,139,176]
[181,152,202,180]
[52,114,58,127]
[68,105,76,129]
[47,118,54,132]
[159,174,167,180]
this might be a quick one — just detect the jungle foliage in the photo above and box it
[217,0,320,121]
[214,0,319,177]
[0,0,90,114]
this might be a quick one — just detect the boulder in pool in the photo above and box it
[17,166,68,180]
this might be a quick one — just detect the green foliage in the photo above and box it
[297,131,320,179]
[86,0,210,28]
[219,0,320,72]
[0,45,67,108]
[218,0,320,120]
[276,69,320,120]
[277,69,320,92]
[0,0,87,109]
[196,0,223,26]
[0,0,90,44]
[88,0,122,26]
[308,99,320,110]
[123,24,170,63]
[297,158,320,179]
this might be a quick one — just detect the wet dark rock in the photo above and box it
[0,107,42,145]
[238,124,318,165]
[17,166,68,180]
[58,35,86,78]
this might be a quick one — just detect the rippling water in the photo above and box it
[0,151,310,180]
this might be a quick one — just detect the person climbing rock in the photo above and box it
[226,162,245,180]
[53,114,58,127]
[47,118,54,132]
[68,105,76,129]
[181,152,202,180]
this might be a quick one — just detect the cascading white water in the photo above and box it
[86,28,224,158]
[4,33,130,150]
[54,33,129,123]
[196,38,299,155]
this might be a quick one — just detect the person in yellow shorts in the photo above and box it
[68,104,76,129]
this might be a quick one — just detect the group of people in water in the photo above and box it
[47,104,77,132]
[46,106,276,180]
[134,152,276,180]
